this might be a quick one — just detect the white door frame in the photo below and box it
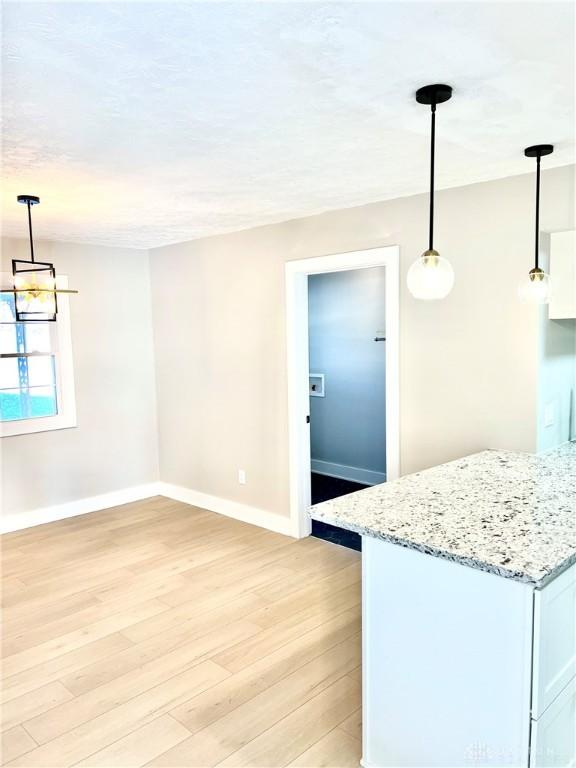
[285,246,400,539]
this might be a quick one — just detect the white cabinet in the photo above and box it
[549,231,576,319]
[530,678,576,768]
[362,537,576,768]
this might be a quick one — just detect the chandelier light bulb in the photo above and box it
[14,273,57,315]
[407,249,455,300]
[518,267,552,305]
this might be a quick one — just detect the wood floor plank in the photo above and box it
[255,561,360,604]
[129,532,298,594]
[346,665,362,686]
[337,708,362,743]
[120,588,268,645]
[1,498,362,768]
[3,586,184,656]
[152,633,360,767]
[248,579,361,630]
[287,724,362,767]
[1,577,26,597]
[159,564,293,609]
[273,540,358,575]
[74,714,191,767]
[2,539,126,583]
[213,604,361,674]
[8,661,229,767]
[2,498,174,551]
[216,674,360,767]
[2,592,103,639]
[1,634,134,705]
[171,609,360,738]
[15,541,173,590]
[0,725,37,764]
[1,567,137,623]
[2,599,166,678]
[173,535,328,591]
[1,681,73,733]
[24,620,253,745]
[60,617,259,697]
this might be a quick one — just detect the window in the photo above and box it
[0,274,76,437]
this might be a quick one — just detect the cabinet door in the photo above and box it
[532,564,576,718]
[549,231,576,320]
[530,677,576,767]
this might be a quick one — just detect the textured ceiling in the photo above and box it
[2,1,574,249]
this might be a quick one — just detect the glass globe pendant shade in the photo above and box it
[407,249,455,300]
[518,267,552,304]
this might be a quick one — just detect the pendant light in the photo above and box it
[10,195,77,321]
[518,145,554,304]
[407,84,455,300]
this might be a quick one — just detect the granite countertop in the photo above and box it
[310,442,576,588]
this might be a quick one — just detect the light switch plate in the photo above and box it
[543,403,555,428]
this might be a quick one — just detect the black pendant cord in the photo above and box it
[415,84,451,255]
[429,104,436,251]
[524,143,553,272]
[26,201,35,263]
[534,155,541,270]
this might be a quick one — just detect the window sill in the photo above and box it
[1,414,77,438]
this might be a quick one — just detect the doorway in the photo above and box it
[285,247,400,540]
[308,267,387,550]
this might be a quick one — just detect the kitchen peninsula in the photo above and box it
[310,443,576,768]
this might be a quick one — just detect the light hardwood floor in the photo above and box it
[1,497,362,767]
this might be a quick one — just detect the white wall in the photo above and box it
[1,238,159,520]
[150,166,575,521]
[2,165,573,529]
[308,267,386,482]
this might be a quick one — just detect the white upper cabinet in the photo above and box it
[549,231,576,319]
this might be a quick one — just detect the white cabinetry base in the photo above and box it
[362,537,534,767]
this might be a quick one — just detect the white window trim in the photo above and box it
[1,274,77,438]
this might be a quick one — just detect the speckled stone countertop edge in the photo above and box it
[311,509,576,589]
[309,442,576,587]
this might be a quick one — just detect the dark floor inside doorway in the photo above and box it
[310,472,368,552]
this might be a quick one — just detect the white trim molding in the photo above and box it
[0,482,297,537]
[311,459,386,486]
[0,483,161,534]
[285,246,400,539]
[157,482,296,537]
[0,481,297,537]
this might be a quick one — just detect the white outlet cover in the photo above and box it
[238,470,246,485]
[309,373,325,398]
[543,404,555,428]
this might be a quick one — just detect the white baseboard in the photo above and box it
[0,483,162,534]
[1,481,297,539]
[311,459,386,486]
[157,482,297,537]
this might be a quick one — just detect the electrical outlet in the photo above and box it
[544,403,555,428]
[238,469,246,485]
